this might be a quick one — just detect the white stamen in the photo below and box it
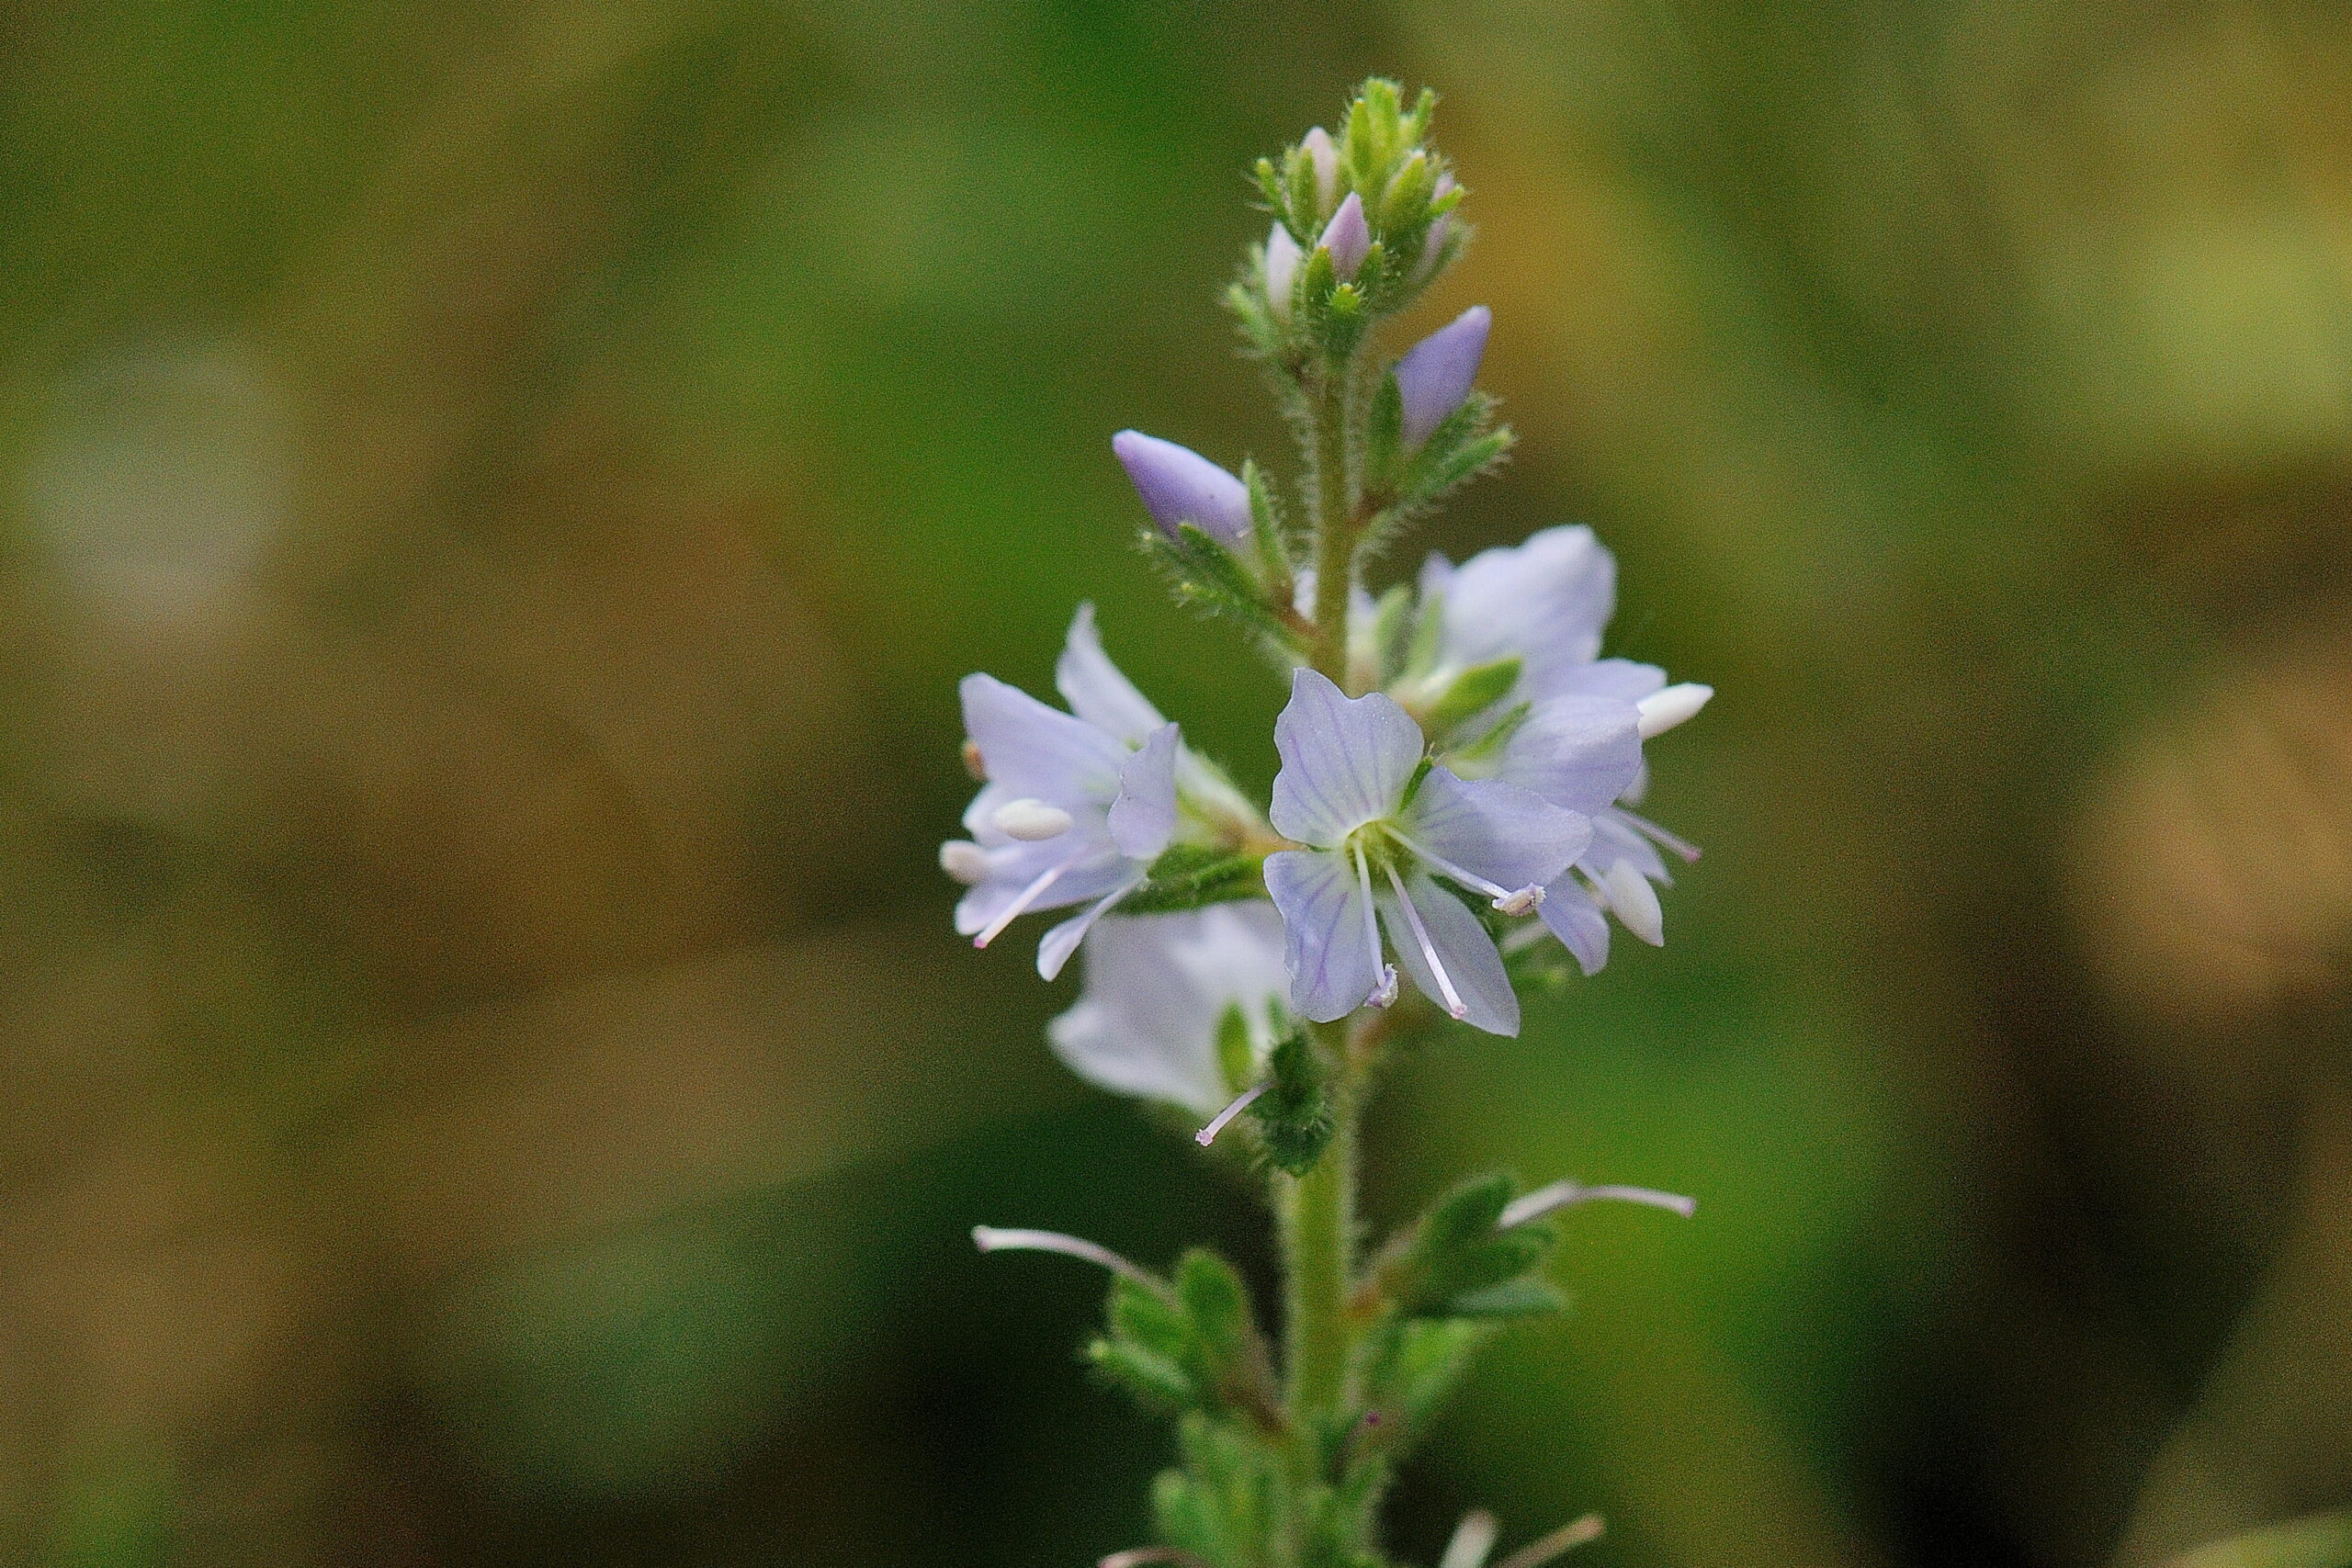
[1440,1509,1501,1568]
[1493,1515,1605,1568]
[1600,861,1664,946]
[1194,1080,1269,1146]
[939,840,989,885]
[992,796,1075,841]
[972,858,1070,948]
[1101,1551,1210,1568]
[1383,863,1467,1019]
[1498,1179,1697,1229]
[1351,842,1398,1008]
[1620,808,1702,864]
[1636,682,1712,739]
[1386,826,1545,916]
[972,1226,1165,1293]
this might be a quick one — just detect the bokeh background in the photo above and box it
[4,1,2351,1563]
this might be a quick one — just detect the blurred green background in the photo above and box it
[5,1,2352,1563]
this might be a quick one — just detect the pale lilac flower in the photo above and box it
[1263,670,1589,1035]
[1318,192,1371,281]
[949,605,1247,979]
[1264,222,1303,319]
[1406,526,1713,972]
[1395,305,1489,446]
[1048,904,1290,1116]
[1112,431,1251,547]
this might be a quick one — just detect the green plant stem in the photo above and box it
[1309,362,1357,687]
[1281,1019,1358,1424]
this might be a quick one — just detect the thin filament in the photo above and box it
[1383,863,1467,1019]
[1385,824,1513,902]
[1496,1180,1698,1229]
[972,857,1071,948]
[971,1226,1166,1293]
[1195,1080,1269,1147]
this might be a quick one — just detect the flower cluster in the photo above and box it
[952,81,1710,1568]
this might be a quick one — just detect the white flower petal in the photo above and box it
[1402,767,1589,893]
[1055,603,1166,745]
[1046,906,1287,1114]
[959,672,1128,808]
[1265,847,1383,1022]
[1490,695,1644,816]
[1440,525,1616,691]
[1108,722,1181,861]
[1537,878,1611,976]
[1269,669,1427,845]
[1378,871,1520,1036]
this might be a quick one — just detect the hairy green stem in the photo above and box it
[1281,1019,1358,1424]
[1308,362,1357,687]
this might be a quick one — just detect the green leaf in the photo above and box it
[1087,1337,1196,1411]
[1120,846,1264,915]
[1423,657,1522,735]
[1443,1277,1569,1319]
[1370,1172,1562,1321]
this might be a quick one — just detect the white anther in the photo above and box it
[1600,862,1665,946]
[992,797,1075,841]
[1636,682,1713,739]
[1369,964,1400,1009]
[939,840,989,885]
[1492,885,1545,917]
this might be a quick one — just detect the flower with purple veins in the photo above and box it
[945,604,1258,979]
[1048,903,1291,1116]
[1263,669,1589,1036]
[1112,431,1252,547]
[1404,525,1712,971]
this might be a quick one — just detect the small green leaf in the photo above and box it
[1443,1277,1568,1319]
[1423,657,1522,735]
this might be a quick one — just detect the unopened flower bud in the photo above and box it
[1302,126,1340,212]
[939,840,989,885]
[1599,861,1664,945]
[1395,305,1490,446]
[1635,682,1713,739]
[1264,222,1303,320]
[1415,174,1457,283]
[992,797,1075,840]
[1318,191,1371,281]
[1111,430,1252,546]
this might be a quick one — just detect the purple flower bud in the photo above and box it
[1264,222,1303,320]
[1112,431,1251,546]
[1415,174,1458,283]
[1394,305,1490,446]
[1302,126,1340,212]
[1318,192,1370,282]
